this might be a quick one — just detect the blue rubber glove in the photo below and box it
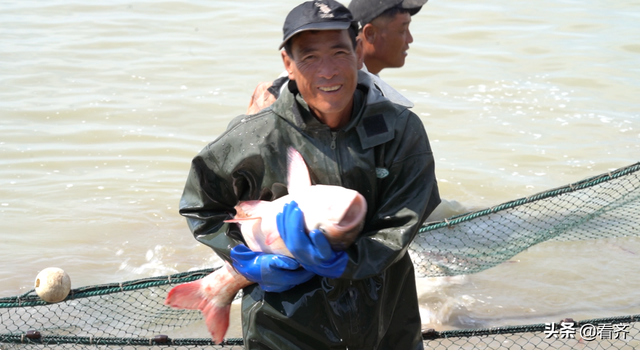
[276,201,348,279]
[230,244,315,292]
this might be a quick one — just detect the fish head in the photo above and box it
[286,147,367,250]
[298,185,367,251]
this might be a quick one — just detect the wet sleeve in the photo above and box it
[178,145,243,263]
[340,112,441,280]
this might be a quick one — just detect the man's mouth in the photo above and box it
[318,85,341,92]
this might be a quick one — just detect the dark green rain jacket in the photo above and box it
[179,71,440,350]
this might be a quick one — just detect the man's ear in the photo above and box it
[355,37,364,70]
[281,50,295,81]
[362,23,377,44]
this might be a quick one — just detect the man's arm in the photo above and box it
[246,81,276,115]
[246,77,289,114]
[179,148,242,263]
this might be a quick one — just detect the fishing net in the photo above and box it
[410,162,640,278]
[2,162,639,349]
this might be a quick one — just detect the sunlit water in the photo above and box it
[1,0,639,338]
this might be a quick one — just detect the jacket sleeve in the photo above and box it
[341,111,441,280]
[178,144,244,264]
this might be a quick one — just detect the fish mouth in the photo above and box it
[324,193,367,251]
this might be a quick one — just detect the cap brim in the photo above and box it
[278,21,352,50]
[401,0,428,8]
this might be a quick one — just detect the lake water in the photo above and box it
[1,0,639,338]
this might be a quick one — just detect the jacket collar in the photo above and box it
[272,70,399,149]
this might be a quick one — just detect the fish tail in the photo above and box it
[164,279,231,344]
[202,301,232,344]
[165,265,249,344]
[164,280,203,310]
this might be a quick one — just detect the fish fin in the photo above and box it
[287,147,311,193]
[201,301,231,344]
[233,200,267,219]
[224,217,261,223]
[164,280,204,310]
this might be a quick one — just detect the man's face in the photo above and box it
[282,30,361,129]
[369,11,413,70]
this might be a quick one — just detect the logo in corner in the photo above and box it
[375,168,389,179]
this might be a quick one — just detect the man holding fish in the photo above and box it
[172,0,440,349]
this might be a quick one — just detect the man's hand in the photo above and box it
[230,244,314,292]
[277,201,348,279]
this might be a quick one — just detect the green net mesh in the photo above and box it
[410,162,640,278]
[2,162,639,349]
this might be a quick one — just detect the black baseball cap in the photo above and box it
[348,0,428,29]
[279,0,354,50]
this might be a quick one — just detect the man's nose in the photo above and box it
[407,28,414,44]
[318,57,339,79]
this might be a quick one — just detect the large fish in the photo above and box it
[165,148,367,344]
